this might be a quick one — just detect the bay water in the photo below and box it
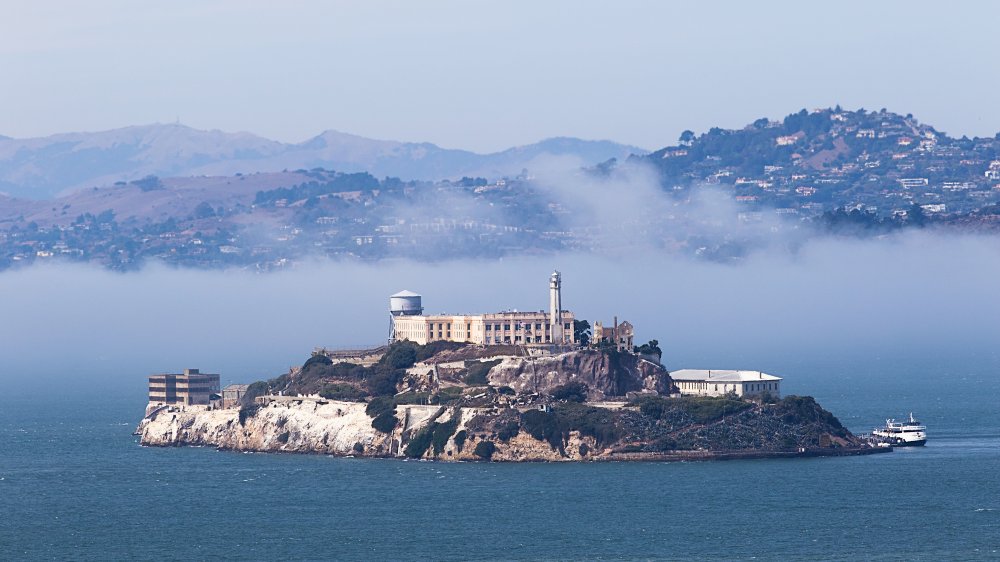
[2,350,998,560]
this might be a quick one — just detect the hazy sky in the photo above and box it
[3,1,1000,152]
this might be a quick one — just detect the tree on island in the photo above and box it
[573,319,592,347]
[634,339,662,360]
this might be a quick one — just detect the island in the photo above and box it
[135,342,884,462]
[136,272,887,461]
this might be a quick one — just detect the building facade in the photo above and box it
[593,318,634,352]
[222,384,250,409]
[390,270,575,346]
[148,368,221,406]
[670,369,782,398]
[392,310,575,346]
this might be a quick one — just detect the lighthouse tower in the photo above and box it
[549,270,563,344]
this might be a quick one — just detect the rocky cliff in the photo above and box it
[135,398,583,461]
[488,349,671,398]
[136,394,883,462]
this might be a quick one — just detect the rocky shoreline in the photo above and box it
[135,394,885,463]
[137,343,885,462]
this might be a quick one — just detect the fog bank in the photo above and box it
[1,230,998,394]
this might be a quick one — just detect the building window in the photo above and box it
[535,323,542,330]
[486,324,492,331]
[504,324,510,331]
[564,323,571,330]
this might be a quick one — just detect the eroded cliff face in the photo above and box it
[135,398,588,461]
[489,349,671,399]
[137,400,384,454]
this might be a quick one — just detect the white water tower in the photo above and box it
[389,290,423,342]
[390,290,423,316]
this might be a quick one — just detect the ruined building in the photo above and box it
[592,318,634,352]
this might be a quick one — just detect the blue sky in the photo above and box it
[2,1,998,152]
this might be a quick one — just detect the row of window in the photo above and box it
[679,382,777,392]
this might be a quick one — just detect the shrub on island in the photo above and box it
[453,430,468,452]
[404,427,435,458]
[371,411,399,433]
[474,440,496,460]
[549,381,588,402]
[319,383,367,402]
[366,396,396,418]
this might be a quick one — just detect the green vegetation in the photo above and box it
[775,396,848,437]
[631,395,752,424]
[268,341,458,400]
[462,359,501,385]
[634,339,662,358]
[319,383,366,401]
[402,409,461,458]
[239,381,269,408]
[365,396,396,418]
[404,427,435,458]
[521,409,561,449]
[130,175,163,192]
[520,402,623,450]
[380,344,418,370]
[473,441,496,460]
[431,410,461,456]
[302,353,333,371]
[549,381,588,402]
[496,417,520,442]
[371,411,398,433]
[552,402,622,447]
[573,320,592,347]
[453,430,468,452]
[254,171,381,206]
[238,404,260,426]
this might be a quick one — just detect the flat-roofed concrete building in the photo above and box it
[148,368,221,406]
[670,369,781,398]
[390,271,575,346]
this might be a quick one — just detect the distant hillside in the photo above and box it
[635,107,1000,217]
[0,124,645,199]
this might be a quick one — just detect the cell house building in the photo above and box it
[390,271,575,346]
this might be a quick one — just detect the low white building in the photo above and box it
[670,369,782,398]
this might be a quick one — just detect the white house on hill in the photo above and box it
[671,369,781,398]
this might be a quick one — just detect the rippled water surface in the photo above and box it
[2,354,998,560]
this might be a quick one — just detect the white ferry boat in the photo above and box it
[872,413,927,447]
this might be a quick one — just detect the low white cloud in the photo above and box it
[2,230,999,396]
